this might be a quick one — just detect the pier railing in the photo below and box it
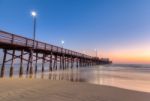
[0,30,91,59]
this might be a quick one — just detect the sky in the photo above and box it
[0,0,150,64]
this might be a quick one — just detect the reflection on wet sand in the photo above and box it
[1,65,150,93]
[24,68,86,82]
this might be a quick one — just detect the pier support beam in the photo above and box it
[29,50,33,74]
[26,52,31,74]
[64,56,66,69]
[53,55,57,70]
[67,57,69,69]
[55,55,58,70]
[49,52,52,71]
[35,52,38,73]
[19,50,24,77]
[71,57,74,68]
[60,56,62,69]
[10,50,15,77]
[42,53,46,72]
[76,59,79,68]
[62,55,64,70]
[1,49,7,77]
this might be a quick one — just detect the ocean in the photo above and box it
[0,64,150,92]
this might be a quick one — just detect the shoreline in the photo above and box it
[0,78,150,101]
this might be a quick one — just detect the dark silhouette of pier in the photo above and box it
[0,30,111,77]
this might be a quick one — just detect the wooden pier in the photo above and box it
[0,30,108,77]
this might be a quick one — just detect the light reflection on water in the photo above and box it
[1,64,150,93]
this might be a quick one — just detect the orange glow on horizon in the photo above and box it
[99,49,150,64]
[109,54,150,64]
[80,44,150,64]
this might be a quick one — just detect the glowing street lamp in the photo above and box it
[31,11,37,17]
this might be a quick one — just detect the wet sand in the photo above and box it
[0,78,150,101]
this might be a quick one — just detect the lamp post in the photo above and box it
[61,40,65,69]
[31,11,37,47]
[94,49,98,57]
[29,11,37,74]
[61,40,64,48]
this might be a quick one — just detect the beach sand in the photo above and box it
[0,78,150,101]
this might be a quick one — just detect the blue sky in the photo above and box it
[0,0,150,63]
